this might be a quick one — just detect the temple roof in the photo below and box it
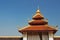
[18,9,57,33]
[18,25,57,33]
[29,9,48,25]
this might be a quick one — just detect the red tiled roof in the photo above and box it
[19,25,57,33]
[18,9,58,34]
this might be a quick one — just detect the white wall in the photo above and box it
[27,33,40,40]
[49,32,54,40]
[22,32,54,40]
[23,32,27,40]
[42,32,48,40]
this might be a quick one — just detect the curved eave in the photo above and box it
[19,30,57,34]
[18,25,57,33]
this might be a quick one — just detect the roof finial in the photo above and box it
[36,5,40,12]
[36,3,40,12]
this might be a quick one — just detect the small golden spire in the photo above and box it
[36,9,40,12]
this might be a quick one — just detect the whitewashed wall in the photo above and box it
[49,32,54,40]
[23,32,27,40]
[27,33,40,40]
[22,32,54,40]
[42,32,48,40]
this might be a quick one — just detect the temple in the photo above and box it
[0,9,60,40]
[18,9,58,40]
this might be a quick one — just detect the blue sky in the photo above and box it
[0,0,60,36]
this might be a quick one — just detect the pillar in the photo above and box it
[49,32,54,40]
[23,32,27,40]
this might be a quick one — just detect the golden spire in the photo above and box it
[36,9,40,12]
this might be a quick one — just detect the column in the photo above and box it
[49,32,54,40]
[23,32,27,40]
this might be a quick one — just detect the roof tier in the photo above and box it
[29,20,48,25]
[32,9,44,20]
[19,25,57,33]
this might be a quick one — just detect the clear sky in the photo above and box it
[0,0,60,36]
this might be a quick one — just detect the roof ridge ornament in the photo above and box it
[36,5,40,13]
